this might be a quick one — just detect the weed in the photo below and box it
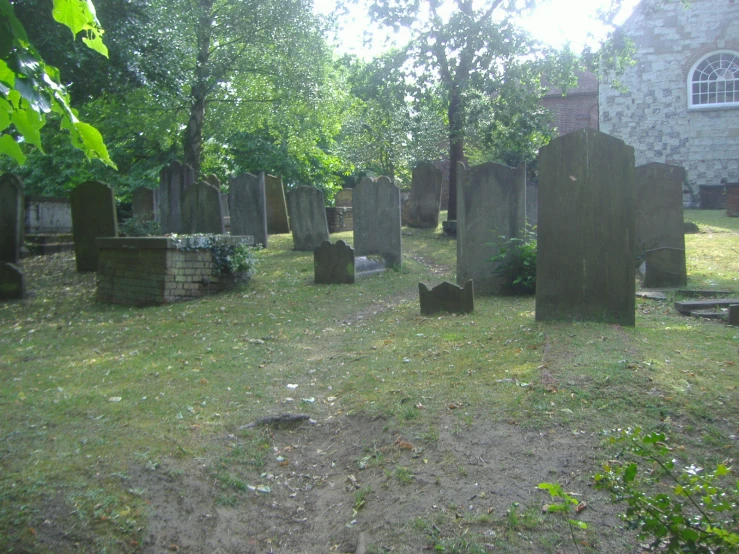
[395,466,415,485]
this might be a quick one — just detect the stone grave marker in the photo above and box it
[0,262,25,300]
[335,189,353,207]
[643,247,687,288]
[159,161,194,234]
[265,174,290,234]
[229,172,268,247]
[729,304,739,326]
[536,128,636,325]
[182,180,225,235]
[70,180,118,272]
[406,162,442,228]
[132,187,159,221]
[456,161,526,295]
[353,176,401,266]
[314,240,355,284]
[0,173,23,263]
[635,163,686,255]
[419,280,474,315]
[286,186,329,251]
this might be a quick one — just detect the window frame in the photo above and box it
[687,50,739,110]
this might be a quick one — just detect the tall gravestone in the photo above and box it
[353,176,401,266]
[457,161,526,295]
[182,181,225,234]
[132,187,159,221]
[635,163,686,255]
[70,181,118,272]
[159,161,194,234]
[406,162,442,228]
[286,186,329,251]
[0,263,25,300]
[265,174,290,234]
[536,128,636,325]
[0,173,23,263]
[229,172,268,247]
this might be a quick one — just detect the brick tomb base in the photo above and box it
[96,237,253,306]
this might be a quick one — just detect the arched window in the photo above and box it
[688,51,739,109]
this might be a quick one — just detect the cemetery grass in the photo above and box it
[0,212,736,553]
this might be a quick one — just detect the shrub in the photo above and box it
[170,234,260,276]
[119,215,161,237]
[489,225,537,294]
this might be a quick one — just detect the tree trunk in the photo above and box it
[447,87,464,221]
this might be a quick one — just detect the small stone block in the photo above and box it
[0,262,25,300]
[314,240,355,284]
[729,305,739,326]
[643,247,687,288]
[419,280,474,315]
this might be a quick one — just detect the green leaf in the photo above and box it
[0,134,26,165]
[624,463,638,483]
[73,121,117,168]
[10,103,45,150]
[53,0,92,36]
[82,33,108,57]
[569,519,587,529]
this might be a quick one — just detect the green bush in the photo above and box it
[119,215,162,237]
[489,225,537,294]
[170,234,260,276]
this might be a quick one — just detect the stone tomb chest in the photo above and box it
[96,236,254,306]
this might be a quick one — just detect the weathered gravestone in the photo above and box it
[536,128,636,325]
[456,161,526,295]
[265,174,290,234]
[0,173,23,263]
[419,280,474,315]
[643,247,687,288]
[526,183,538,229]
[635,163,686,256]
[286,186,329,251]
[0,262,25,300]
[353,176,401,266]
[406,162,442,228]
[228,173,268,247]
[182,181,225,235]
[314,240,355,284]
[335,189,353,207]
[159,161,194,234]
[132,187,159,221]
[729,304,739,326]
[70,181,118,272]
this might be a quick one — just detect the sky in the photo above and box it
[313,0,642,59]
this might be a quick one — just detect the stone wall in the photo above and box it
[599,0,739,196]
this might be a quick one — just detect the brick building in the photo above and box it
[599,0,739,198]
[541,71,600,136]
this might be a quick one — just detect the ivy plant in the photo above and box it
[170,234,259,277]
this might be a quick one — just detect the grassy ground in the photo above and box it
[0,210,737,553]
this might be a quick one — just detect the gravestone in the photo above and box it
[70,181,118,272]
[729,304,739,326]
[182,181,225,234]
[0,173,23,263]
[526,182,538,229]
[286,186,329,251]
[643,247,687,288]
[314,240,355,284]
[335,189,353,207]
[132,187,159,221]
[0,262,25,300]
[159,161,194,234]
[353,176,401,266]
[265,174,290,234]
[456,161,526,295]
[228,172,268,247]
[419,280,474,315]
[536,128,636,325]
[406,162,442,228]
[635,163,686,255]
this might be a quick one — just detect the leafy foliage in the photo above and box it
[118,214,161,237]
[170,234,260,276]
[490,225,537,294]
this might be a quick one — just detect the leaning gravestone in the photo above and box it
[457,161,526,295]
[159,161,194,234]
[536,128,636,325]
[70,181,118,272]
[419,280,474,315]
[406,162,442,228]
[229,172,268,247]
[0,173,23,263]
[0,262,25,300]
[182,180,225,235]
[635,163,686,254]
[353,176,401,266]
[132,187,159,221]
[265,174,290,234]
[314,240,355,284]
[643,247,687,288]
[286,186,329,251]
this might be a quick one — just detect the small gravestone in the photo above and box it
[286,186,330,251]
[353,176,401,266]
[0,262,25,300]
[406,162,442,228]
[457,161,526,295]
[159,161,194,234]
[229,173,268,247]
[335,189,353,207]
[314,240,355,284]
[0,173,23,263]
[265,174,290,234]
[182,181,225,234]
[729,305,739,326]
[536,128,635,325]
[635,163,686,255]
[132,187,159,221]
[643,247,687,288]
[419,280,474,315]
[70,181,118,272]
